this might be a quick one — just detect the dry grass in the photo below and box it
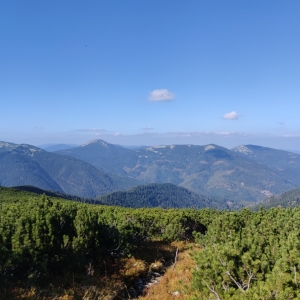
[121,257,148,285]
[140,242,201,300]
[1,277,125,300]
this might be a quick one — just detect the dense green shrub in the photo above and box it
[192,208,300,299]
[0,194,210,283]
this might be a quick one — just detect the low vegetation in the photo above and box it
[1,187,300,299]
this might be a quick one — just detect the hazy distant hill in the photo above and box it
[0,142,137,198]
[285,150,300,155]
[56,140,300,203]
[56,139,134,175]
[232,144,300,175]
[251,187,300,210]
[96,183,240,210]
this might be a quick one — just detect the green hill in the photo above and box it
[0,185,87,205]
[96,183,241,210]
[1,184,238,210]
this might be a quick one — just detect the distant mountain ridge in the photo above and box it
[0,141,138,198]
[56,140,300,203]
[2,139,300,204]
[39,144,79,152]
[56,139,133,174]
[232,144,300,173]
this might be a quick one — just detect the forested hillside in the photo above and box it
[251,187,300,210]
[96,183,240,210]
[0,184,235,211]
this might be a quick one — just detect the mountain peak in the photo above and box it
[204,144,216,151]
[232,145,253,154]
[0,142,43,154]
[81,139,109,147]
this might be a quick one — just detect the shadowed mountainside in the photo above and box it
[0,142,138,198]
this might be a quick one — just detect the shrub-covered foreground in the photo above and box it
[0,195,210,288]
[1,193,300,299]
[193,207,300,299]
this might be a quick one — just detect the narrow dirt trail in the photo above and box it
[129,245,200,300]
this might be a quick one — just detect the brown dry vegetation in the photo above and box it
[140,241,200,300]
[1,241,197,300]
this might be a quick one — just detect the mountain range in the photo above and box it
[0,141,137,198]
[1,139,300,205]
[56,140,300,203]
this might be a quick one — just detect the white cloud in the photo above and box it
[223,111,239,120]
[148,89,175,102]
[164,131,244,137]
[282,134,300,137]
[216,132,233,136]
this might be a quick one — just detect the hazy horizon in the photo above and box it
[1,137,300,154]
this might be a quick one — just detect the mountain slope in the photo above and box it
[251,187,300,210]
[55,140,300,203]
[232,145,300,178]
[96,183,239,210]
[0,142,138,198]
[56,139,134,175]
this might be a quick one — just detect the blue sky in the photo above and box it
[1,1,300,149]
